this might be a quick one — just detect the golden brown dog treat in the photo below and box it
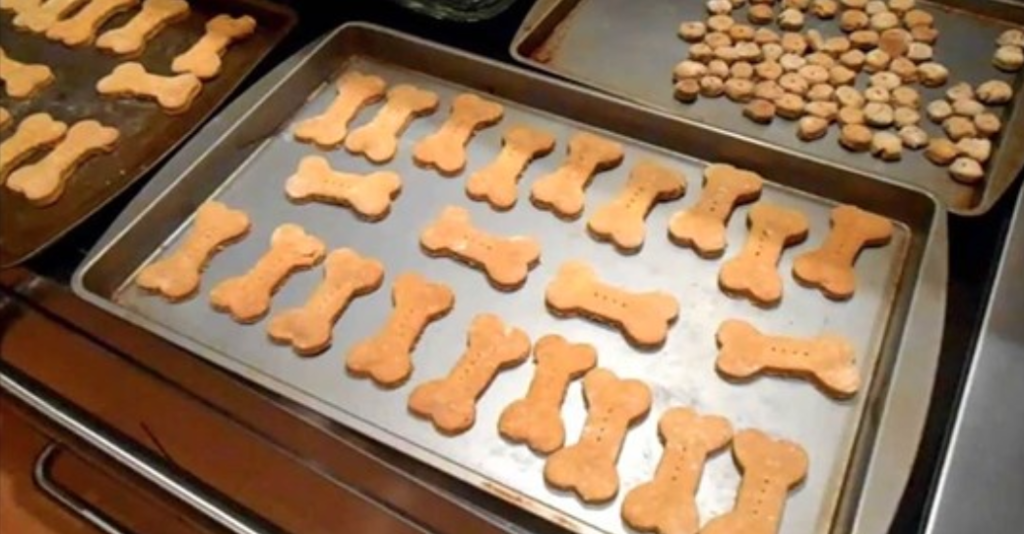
[6,120,119,206]
[952,98,984,118]
[96,62,201,114]
[465,125,555,210]
[12,0,87,32]
[678,21,707,42]
[293,71,386,149]
[755,80,785,101]
[863,49,891,72]
[346,273,453,387]
[976,80,1013,105]
[708,59,731,78]
[344,84,439,163]
[889,57,919,83]
[674,79,701,103]
[546,261,679,348]
[762,43,784,62]
[409,314,530,435]
[544,368,651,503]
[774,92,805,119]
[840,9,869,31]
[812,0,839,18]
[891,85,920,108]
[689,43,715,62]
[0,0,41,14]
[728,23,755,42]
[998,29,1024,47]
[805,101,838,121]
[838,106,865,125]
[779,53,806,72]
[96,0,190,56]
[906,41,933,62]
[588,161,686,252]
[871,131,903,161]
[730,61,754,79]
[705,31,733,50]
[864,85,890,104]
[945,81,974,101]
[911,25,938,43]
[793,204,892,299]
[674,60,708,80]
[420,206,541,290]
[850,29,880,51]
[925,137,960,165]
[267,249,383,356]
[707,0,733,14]
[0,47,54,98]
[700,76,726,97]
[899,125,929,149]
[531,132,623,220]
[135,201,250,301]
[777,8,805,30]
[835,86,865,108]
[778,73,808,95]
[797,116,829,141]
[744,98,777,123]
[993,45,1024,72]
[0,112,66,181]
[943,116,977,141]
[797,64,829,85]
[805,84,835,102]
[708,13,735,32]
[830,65,857,85]
[839,49,866,70]
[918,62,949,87]
[171,14,256,79]
[284,156,401,221]
[840,124,873,152]
[747,4,774,25]
[0,107,10,131]
[864,102,894,127]
[720,203,808,306]
[949,157,984,184]
[413,93,504,176]
[208,224,324,323]
[498,334,597,454]
[956,137,992,163]
[669,164,763,257]
[725,78,756,102]
[926,99,953,123]
[755,60,783,80]
[45,0,138,47]
[893,107,920,128]
[780,32,807,54]
[974,112,1002,138]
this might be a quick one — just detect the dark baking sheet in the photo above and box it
[0,0,295,267]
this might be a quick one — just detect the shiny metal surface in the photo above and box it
[34,444,131,534]
[74,25,947,534]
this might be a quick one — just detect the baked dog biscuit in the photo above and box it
[97,62,202,114]
[0,113,67,181]
[546,261,678,348]
[6,120,119,206]
[45,0,139,47]
[267,249,384,356]
[719,203,808,306]
[12,0,88,33]
[0,107,11,131]
[209,224,325,323]
[466,125,556,211]
[668,164,763,257]
[793,205,893,299]
[0,0,41,15]
[700,429,808,534]
[0,47,54,98]
[621,408,733,534]
[420,206,541,290]
[96,0,191,56]
[588,160,686,252]
[716,319,860,398]
[171,14,256,79]
[544,368,651,503]
[346,273,454,387]
[345,84,438,163]
[293,71,386,149]
[498,334,597,454]
[413,93,504,176]
[135,201,250,301]
[285,156,401,221]
[409,314,530,435]
[531,132,624,220]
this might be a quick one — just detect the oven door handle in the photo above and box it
[33,443,133,534]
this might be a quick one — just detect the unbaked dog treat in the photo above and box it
[345,273,453,387]
[293,71,386,149]
[6,120,119,206]
[719,203,809,306]
[135,201,250,301]
[12,0,88,32]
[413,93,504,176]
[465,125,555,210]
[96,0,191,56]
[700,429,808,534]
[498,334,597,454]
[171,14,256,79]
[621,408,733,534]
[284,156,401,221]
[544,368,651,503]
[344,84,438,163]
[793,204,893,299]
[588,161,686,253]
[668,164,763,258]
[267,248,383,356]
[208,224,325,323]
[0,113,66,181]
[96,62,202,114]
[0,47,54,98]
[420,206,540,290]
[409,314,530,435]
[45,0,138,47]
[531,132,624,220]
[545,261,678,348]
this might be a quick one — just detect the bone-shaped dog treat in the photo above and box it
[209,224,324,323]
[498,334,597,454]
[0,47,54,98]
[171,14,256,79]
[621,408,733,534]
[346,273,454,387]
[0,0,41,15]
[293,71,386,149]
[588,160,686,252]
[793,205,893,300]
[97,62,202,114]
[45,0,138,47]
[719,203,809,306]
[408,314,530,435]
[668,164,764,257]
[0,113,67,181]
[546,261,678,348]
[267,248,383,356]
[413,93,504,176]
[420,206,541,290]
[700,429,808,534]
[6,120,119,206]
[12,0,88,33]
[344,84,438,163]
[544,368,651,503]
[465,125,556,211]
[716,319,860,398]
[531,132,624,220]
[284,156,401,221]
[135,201,250,301]
[96,0,191,56]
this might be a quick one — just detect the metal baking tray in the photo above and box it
[0,0,295,268]
[511,0,1024,216]
[73,24,947,534]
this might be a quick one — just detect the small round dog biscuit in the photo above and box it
[952,99,985,118]
[674,60,709,80]
[870,71,902,90]
[949,157,984,184]
[797,64,829,85]
[705,31,734,50]
[780,53,806,72]
[829,65,857,86]
[893,107,921,127]
[850,29,880,50]
[807,83,835,102]
[889,57,919,83]
[781,32,808,54]
[943,116,977,141]
[708,59,732,78]
[701,76,727,97]
[956,137,992,163]
[865,86,891,104]
[993,45,1024,72]
[840,9,869,32]
[755,80,786,101]
[840,49,866,70]
[725,77,756,102]
[812,0,839,18]
[756,60,784,80]
[797,115,830,140]
[898,125,928,149]
[864,49,891,72]
[762,42,785,61]
[707,0,733,14]
[871,131,902,161]
[779,72,809,95]
[927,99,953,122]
[775,92,806,119]
[778,8,805,30]
[870,11,900,31]
[888,0,915,13]
[974,112,1002,138]
[945,82,974,102]
[917,62,949,87]
[744,98,777,123]
[976,80,1013,105]
[836,86,865,108]
[754,27,780,44]
[840,124,873,151]
[674,79,701,103]
[690,43,715,62]
[679,21,708,42]
[865,0,887,14]
[925,137,959,165]
[708,14,736,32]
[838,106,866,125]
[731,61,755,79]
[729,23,756,42]
[748,4,775,25]
[891,85,920,108]
[910,25,938,44]
[864,102,894,127]
[997,29,1024,48]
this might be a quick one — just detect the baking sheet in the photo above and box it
[511,0,1024,216]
